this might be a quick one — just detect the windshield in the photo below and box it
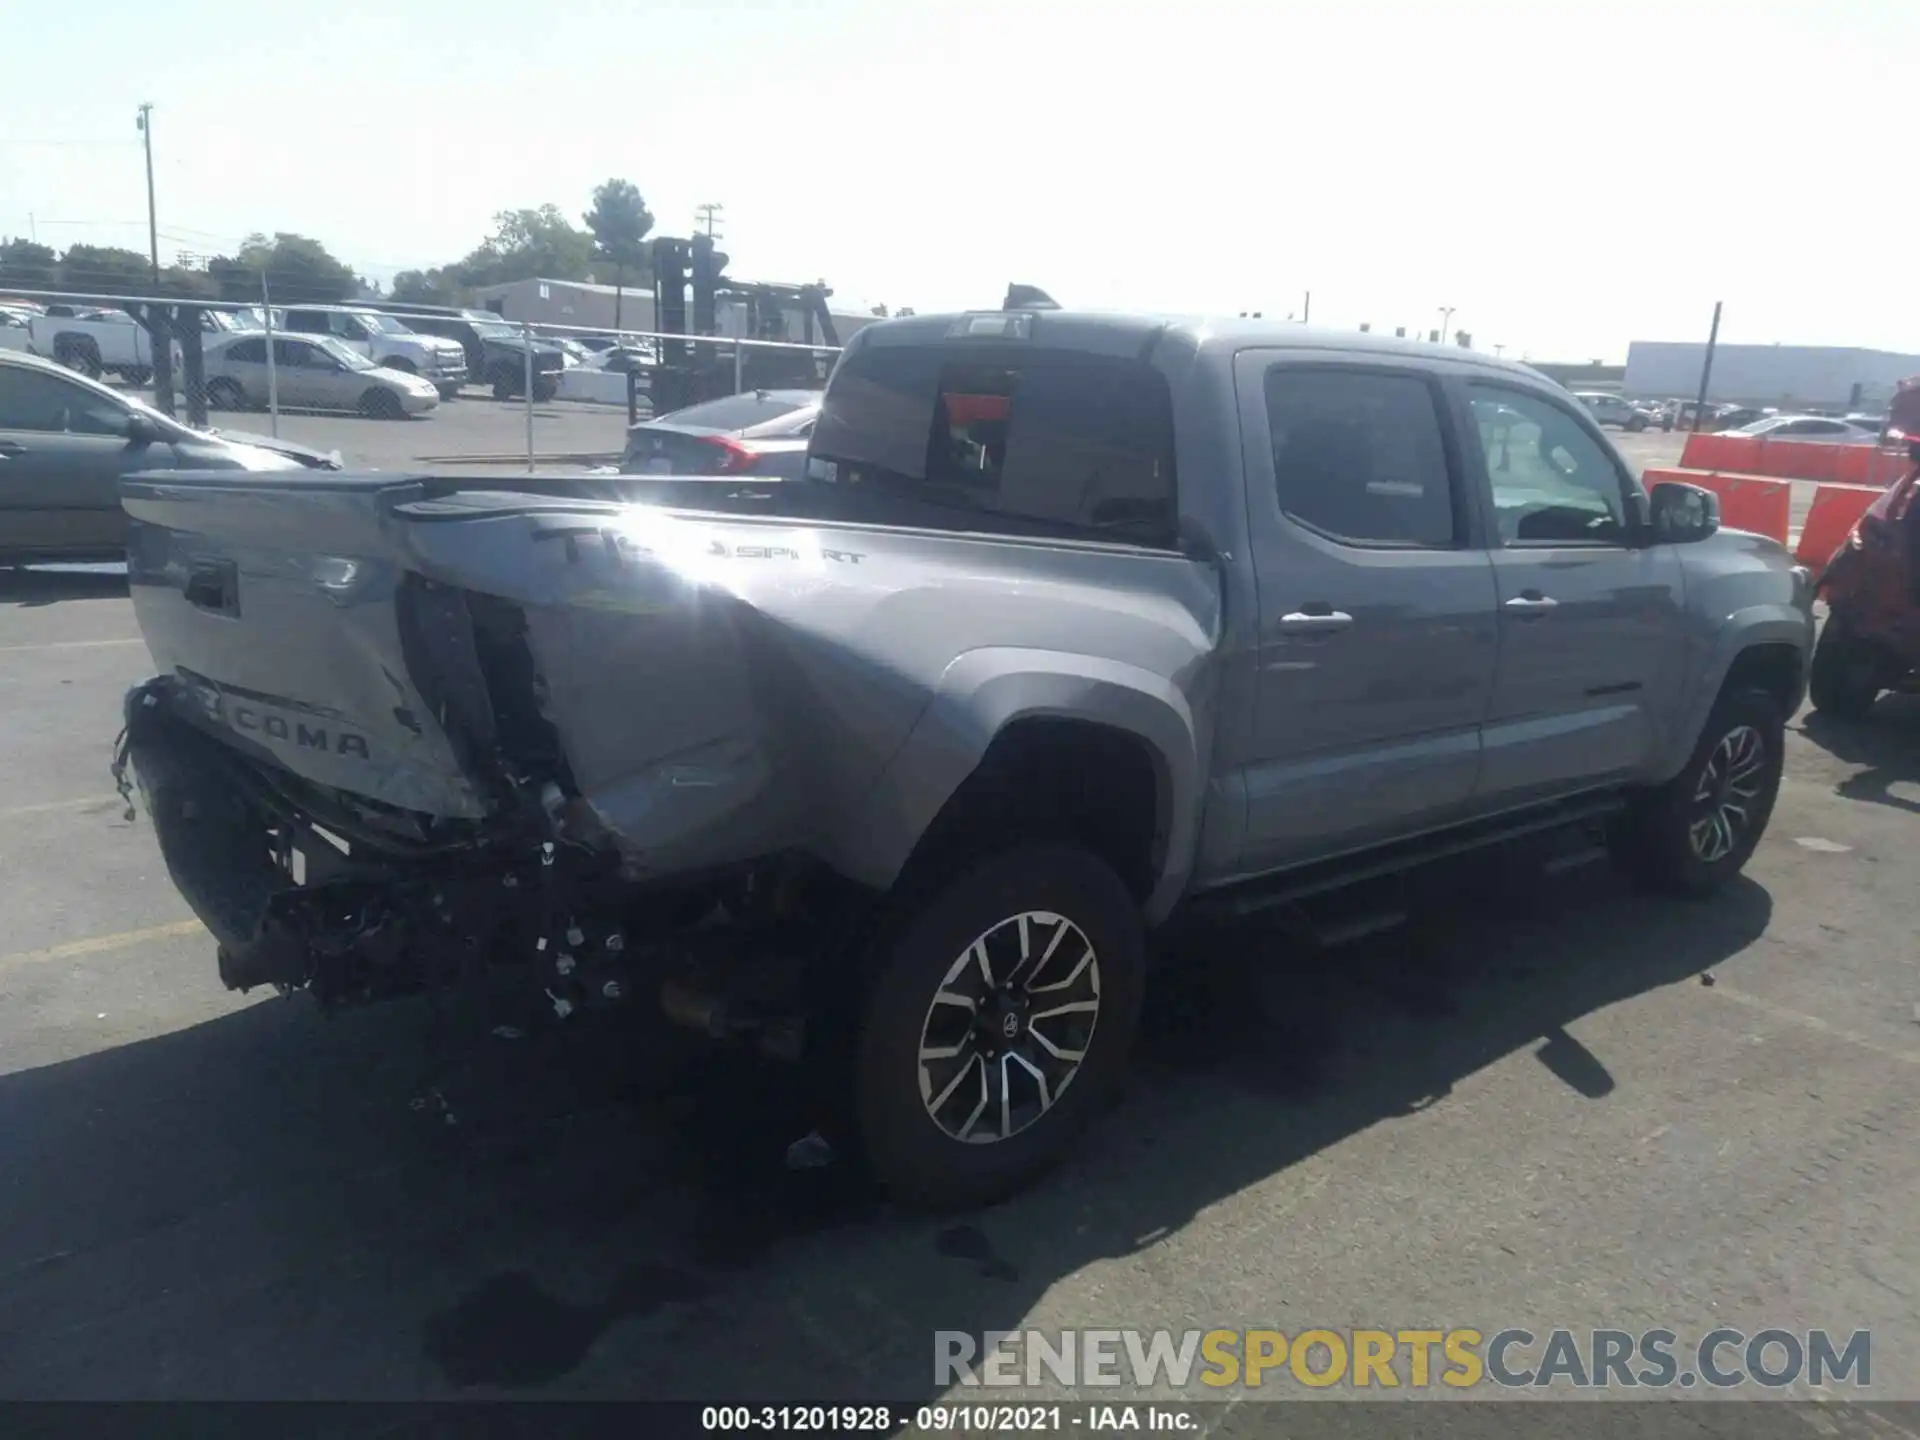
[357,312,415,336]
[472,320,519,339]
[314,336,378,369]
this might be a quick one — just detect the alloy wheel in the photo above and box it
[1688,724,1766,863]
[917,910,1102,1145]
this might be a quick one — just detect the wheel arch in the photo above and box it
[829,650,1208,925]
[1661,613,1808,783]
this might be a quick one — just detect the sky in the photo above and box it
[2,0,1915,362]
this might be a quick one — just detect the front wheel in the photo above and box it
[360,387,404,420]
[1628,416,1648,432]
[1609,687,1785,898]
[1808,621,1882,720]
[856,844,1146,1211]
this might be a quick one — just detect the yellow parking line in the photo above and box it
[1710,983,1920,1066]
[0,795,123,819]
[0,920,205,974]
[0,638,143,654]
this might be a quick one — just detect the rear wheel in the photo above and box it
[856,844,1145,1211]
[57,342,103,380]
[533,377,558,402]
[1609,687,1784,898]
[1808,620,1882,719]
[360,387,404,420]
[206,378,247,411]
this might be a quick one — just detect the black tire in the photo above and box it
[436,383,461,401]
[489,368,516,401]
[360,387,404,420]
[1628,415,1648,432]
[1808,621,1881,720]
[856,843,1145,1211]
[533,377,558,402]
[57,342,103,380]
[380,357,417,374]
[205,378,247,411]
[124,367,153,388]
[1609,687,1785,899]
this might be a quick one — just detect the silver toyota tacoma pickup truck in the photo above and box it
[115,308,1815,1207]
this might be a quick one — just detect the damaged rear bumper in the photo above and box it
[114,677,544,1007]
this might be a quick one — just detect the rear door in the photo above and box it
[1459,380,1684,806]
[0,364,155,555]
[1234,353,1499,869]
[214,335,270,405]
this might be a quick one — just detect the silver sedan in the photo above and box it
[201,332,440,419]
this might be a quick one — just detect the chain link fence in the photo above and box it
[1,285,843,475]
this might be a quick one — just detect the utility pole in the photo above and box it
[136,103,159,284]
[1302,290,1311,324]
[695,202,725,240]
[1437,305,1455,346]
[1690,301,1723,435]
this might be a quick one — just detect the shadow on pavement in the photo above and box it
[0,855,1771,1401]
[0,566,129,609]
[1800,699,1920,815]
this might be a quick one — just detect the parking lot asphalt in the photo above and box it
[187,390,637,471]
[1,524,1916,1412]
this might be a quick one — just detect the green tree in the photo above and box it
[457,205,594,289]
[392,267,462,306]
[207,232,356,303]
[583,179,654,328]
[57,244,151,294]
[0,237,58,291]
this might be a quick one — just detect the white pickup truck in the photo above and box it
[28,306,236,384]
[274,306,469,398]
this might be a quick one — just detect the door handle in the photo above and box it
[1504,592,1559,614]
[1279,609,1354,633]
[0,441,23,458]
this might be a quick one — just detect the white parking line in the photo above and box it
[0,795,123,818]
[0,638,143,655]
[1709,983,1920,1067]
[0,920,205,975]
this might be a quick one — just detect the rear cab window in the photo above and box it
[808,338,1178,546]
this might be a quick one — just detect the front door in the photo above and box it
[0,363,156,557]
[272,338,343,410]
[1461,381,1684,807]
[1234,353,1500,873]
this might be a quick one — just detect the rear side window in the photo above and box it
[1265,368,1457,547]
[224,338,266,364]
[810,344,1177,545]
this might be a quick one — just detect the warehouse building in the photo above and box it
[1623,342,1920,412]
[469,277,878,347]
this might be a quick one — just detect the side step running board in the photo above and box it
[1191,794,1626,923]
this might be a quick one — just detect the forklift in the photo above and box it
[646,233,841,415]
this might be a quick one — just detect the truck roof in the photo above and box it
[856,308,1546,383]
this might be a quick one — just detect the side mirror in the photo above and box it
[125,414,158,446]
[1648,481,1720,543]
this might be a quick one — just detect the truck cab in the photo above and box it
[278,306,468,398]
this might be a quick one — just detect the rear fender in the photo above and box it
[828,648,1207,924]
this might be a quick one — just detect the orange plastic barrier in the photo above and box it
[1755,439,1841,484]
[1832,445,1910,488]
[1679,432,1765,473]
[1642,467,1791,545]
[1791,484,1881,568]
